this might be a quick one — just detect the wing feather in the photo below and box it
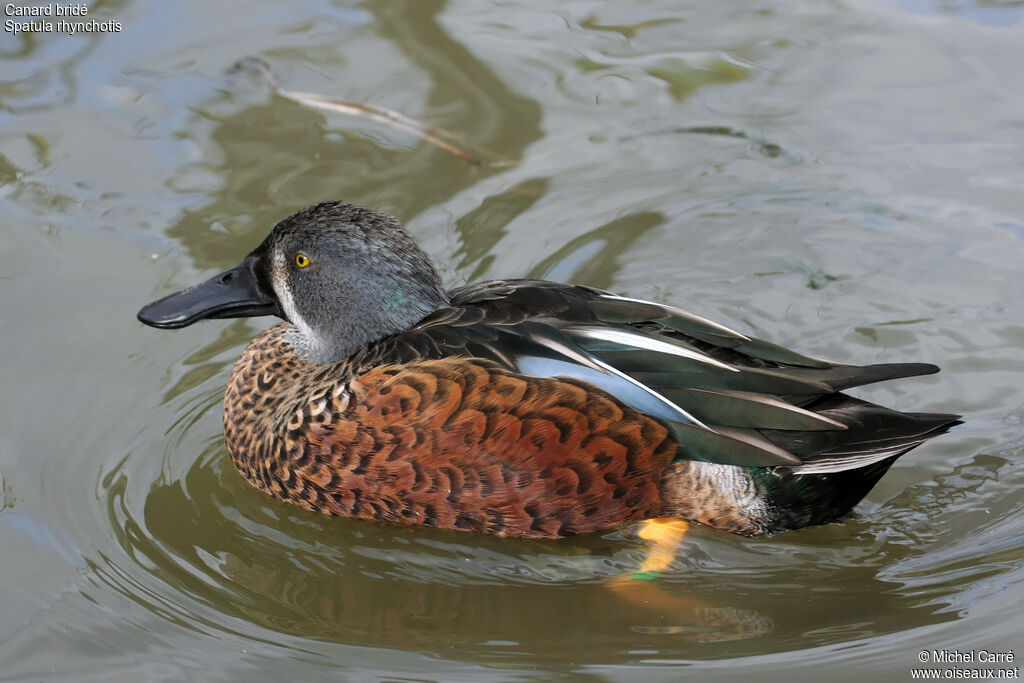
[359,279,955,471]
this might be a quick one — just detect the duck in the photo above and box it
[138,202,960,546]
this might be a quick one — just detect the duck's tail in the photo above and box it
[660,396,961,535]
[750,396,960,533]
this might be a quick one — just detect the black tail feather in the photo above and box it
[753,402,960,532]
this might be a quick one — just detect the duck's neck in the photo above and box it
[281,295,448,365]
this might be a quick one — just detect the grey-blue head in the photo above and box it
[138,202,451,363]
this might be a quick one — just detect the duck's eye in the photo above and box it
[295,253,310,268]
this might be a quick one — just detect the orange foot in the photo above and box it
[608,517,695,608]
[611,516,690,585]
[633,516,690,578]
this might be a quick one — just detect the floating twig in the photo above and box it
[231,57,484,166]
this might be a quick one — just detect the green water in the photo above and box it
[2,1,1023,680]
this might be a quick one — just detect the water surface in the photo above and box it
[2,0,1023,680]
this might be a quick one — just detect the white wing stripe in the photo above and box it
[596,294,750,341]
[562,326,739,372]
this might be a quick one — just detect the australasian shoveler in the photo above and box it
[138,202,959,553]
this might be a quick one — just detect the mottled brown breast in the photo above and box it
[223,323,678,538]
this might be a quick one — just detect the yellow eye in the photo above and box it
[295,253,310,268]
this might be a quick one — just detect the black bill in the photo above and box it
[137,255,280,329]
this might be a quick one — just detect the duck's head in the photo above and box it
[138,202,450,364]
